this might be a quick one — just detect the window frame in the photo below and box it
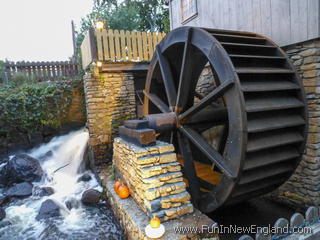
[180,0,198,24]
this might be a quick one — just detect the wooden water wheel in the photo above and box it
[142,27,308,213]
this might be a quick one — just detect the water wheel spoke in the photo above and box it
[156,45,177,109]
[176,28,195,113]
[177,131,201,206]
[179,80,234,121]
[184,107,228,125]
[179,126,236,179]
[143,90,171,113]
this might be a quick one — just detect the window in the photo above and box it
[181,0,197,23]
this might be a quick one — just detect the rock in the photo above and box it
[0,221,11,228]
[0,157,8,164]
[293,59,303,66]
[65,198,80,210]
[0,208,5,221]
[0,195,9,206]
[300,48,320,57]
[39,151,53,161]
[7,154,43,183]
[36,199,61,221]
[0,164,10,186]
[6,182,33,198]
[77,173,92,182]
[34,187,54,197]
[81,189,101,205]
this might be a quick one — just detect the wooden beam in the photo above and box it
[100,62,149,72]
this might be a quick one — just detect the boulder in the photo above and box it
[36,199,60,221]
[77,173,92,183]
[39,151,53,161]
[65,198,80,210]
[0,195,9,206]
[81,189,101,205]
[6,182,33,198]
[0,207,5,221]
[0,164,10,186]
[34,187,54,197]
[7,154,43,183]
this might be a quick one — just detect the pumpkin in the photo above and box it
[114,180,122,193]
[150,216,161,228]
[117,183,130,199]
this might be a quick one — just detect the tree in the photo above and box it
[75,0,169,62]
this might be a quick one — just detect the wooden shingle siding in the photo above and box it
[169,0,320,46]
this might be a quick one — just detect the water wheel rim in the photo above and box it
[143,27,247,212]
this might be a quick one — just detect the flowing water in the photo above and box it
[0,129,124,240]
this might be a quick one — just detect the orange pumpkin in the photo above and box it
[114,180,122,193]
[150,216,161,228]
[117,183,130,199]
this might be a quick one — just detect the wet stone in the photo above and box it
[6,182,33,198]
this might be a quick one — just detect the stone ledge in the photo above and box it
[99,166,219,240]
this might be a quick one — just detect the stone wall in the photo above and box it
[113,137,193,221]
[99,165,218,240]
[84,70,136,166]
[271,39,320,206]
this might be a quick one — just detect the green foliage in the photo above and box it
[0,61,5,83]
[0,81,73,133]
[10,72,36,86]
[75,0,169,61]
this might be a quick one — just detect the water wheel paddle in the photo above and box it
[142,27,308,213]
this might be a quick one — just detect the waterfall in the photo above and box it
[0,129,124,240]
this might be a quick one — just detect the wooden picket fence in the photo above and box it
[3,61,80,83]
[80,28,166,69]
[96,29,166,62]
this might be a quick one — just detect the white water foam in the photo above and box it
[3,129,103,239]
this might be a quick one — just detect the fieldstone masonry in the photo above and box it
[270,39,320,206]
[113,137,193,221]
[84,70,136,165]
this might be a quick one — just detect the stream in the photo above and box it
[0,129,125,240]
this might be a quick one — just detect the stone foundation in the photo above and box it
[270,39,320,206]
[113,137,193,221]
[99,165,219,240]
[84,71,136,165]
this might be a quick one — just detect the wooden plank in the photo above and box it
[102,29,110,61]
[308,0,320,39]
[290,0,308,43]
[108,29,115,61]
[136,31,143,61]
[237,0,253,31]
[147,32,153,60]
[114,29,121,61]
[120,30,126,61]
[126,30,133,61]
[252,0,262,33]
[80,32,92,69]
[96,30,104,61]
[152,32,158,52]
[131,31,138,60]
[212,0,221,28]
[271,0,291,46]
[260,0,272,37]
[142,32,148,61]
[228,0,238,30]
[222,0,230,29]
